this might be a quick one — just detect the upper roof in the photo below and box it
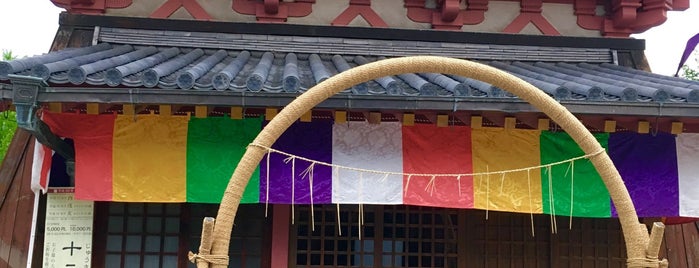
[1,26,698,117]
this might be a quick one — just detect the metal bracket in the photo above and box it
[9,75,75,181]
[10,75,44,129]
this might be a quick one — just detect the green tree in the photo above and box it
[2,49,16,61]
[679,49,698,81]
[0,50,17,163]
[681,65,698,81]
[0,111,17,163]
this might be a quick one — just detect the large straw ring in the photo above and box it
[201,56,662,267]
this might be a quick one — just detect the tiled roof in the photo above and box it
[1,37,698,104]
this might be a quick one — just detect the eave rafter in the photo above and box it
[2,83,698,132]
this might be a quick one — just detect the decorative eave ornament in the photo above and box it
[232,0,315,23]
[576,0,690,37]
[50,0,132,14]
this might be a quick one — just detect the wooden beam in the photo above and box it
[159,105,172,115]
[604,120,617,133]
[471,116,483,129]
[48,102,63,113]
[122,104,135,115]
[334,110,347,124]
[159,105,171,115]
[402,113,415,126]
[265,108,278,120]
[538,118,550,131]
[86,103,100,115]
[504,117,516,129]
[230,106,243,119]
[437,114,449,127]
[367,112,381,125]
[300,110,312,122]
[195,106,208,118]
[671,122,683,134]
[638,121,650,134]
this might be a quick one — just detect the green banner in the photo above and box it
[540,131,611,217]
[187,117,262,203]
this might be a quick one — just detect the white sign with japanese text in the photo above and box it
[43,188,94,268]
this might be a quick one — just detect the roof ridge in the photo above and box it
[96,27,613,64]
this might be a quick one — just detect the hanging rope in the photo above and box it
[569,161,575,230]
[486,166,490,220]
[283,156,296,224]
[457,175,463,197]
[301,163,316,231]
[336,203,342,236]
[248,143,605,179]
[527,169,535,237]
[251,142,607,237]
[264,149,271,217]
[499,172,507,195]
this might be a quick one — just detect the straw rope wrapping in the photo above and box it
[626,258,669,268]
[203,56,663,268]
[187,252,229,266]
[247,143,605,178]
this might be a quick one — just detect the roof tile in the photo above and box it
[1,31,696,104]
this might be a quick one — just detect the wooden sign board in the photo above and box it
[43,188,94,268]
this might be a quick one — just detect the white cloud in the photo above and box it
[0,1,63,57]
[632,5,699,75]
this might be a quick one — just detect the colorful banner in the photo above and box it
[472,128,542,213]
[402,124,473,209]
[113,115,189,202]
[31,139,52,194]
[332,122,404,204]
[186,117,262,203]
[540,132,611,217]
[677,133,699,217]
[608,132,679,217]
[42,113,115,201]
[260,121,333,204]
[37,111,699,219]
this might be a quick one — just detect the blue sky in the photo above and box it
[0,1,696,75]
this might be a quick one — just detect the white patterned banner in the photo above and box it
[332,122,403,204]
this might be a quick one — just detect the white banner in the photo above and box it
[678,133,699,217]
[332,122,404,204]
[43,188,94,268]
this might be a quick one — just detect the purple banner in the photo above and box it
[609,132,679,217]
[260,121,333,204]
[675,33,699,77]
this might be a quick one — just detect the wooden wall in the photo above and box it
[0,129,36,268]
[661,221,699,267]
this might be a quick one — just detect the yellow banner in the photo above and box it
[112,115,189,202]
[472,128,542,213]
